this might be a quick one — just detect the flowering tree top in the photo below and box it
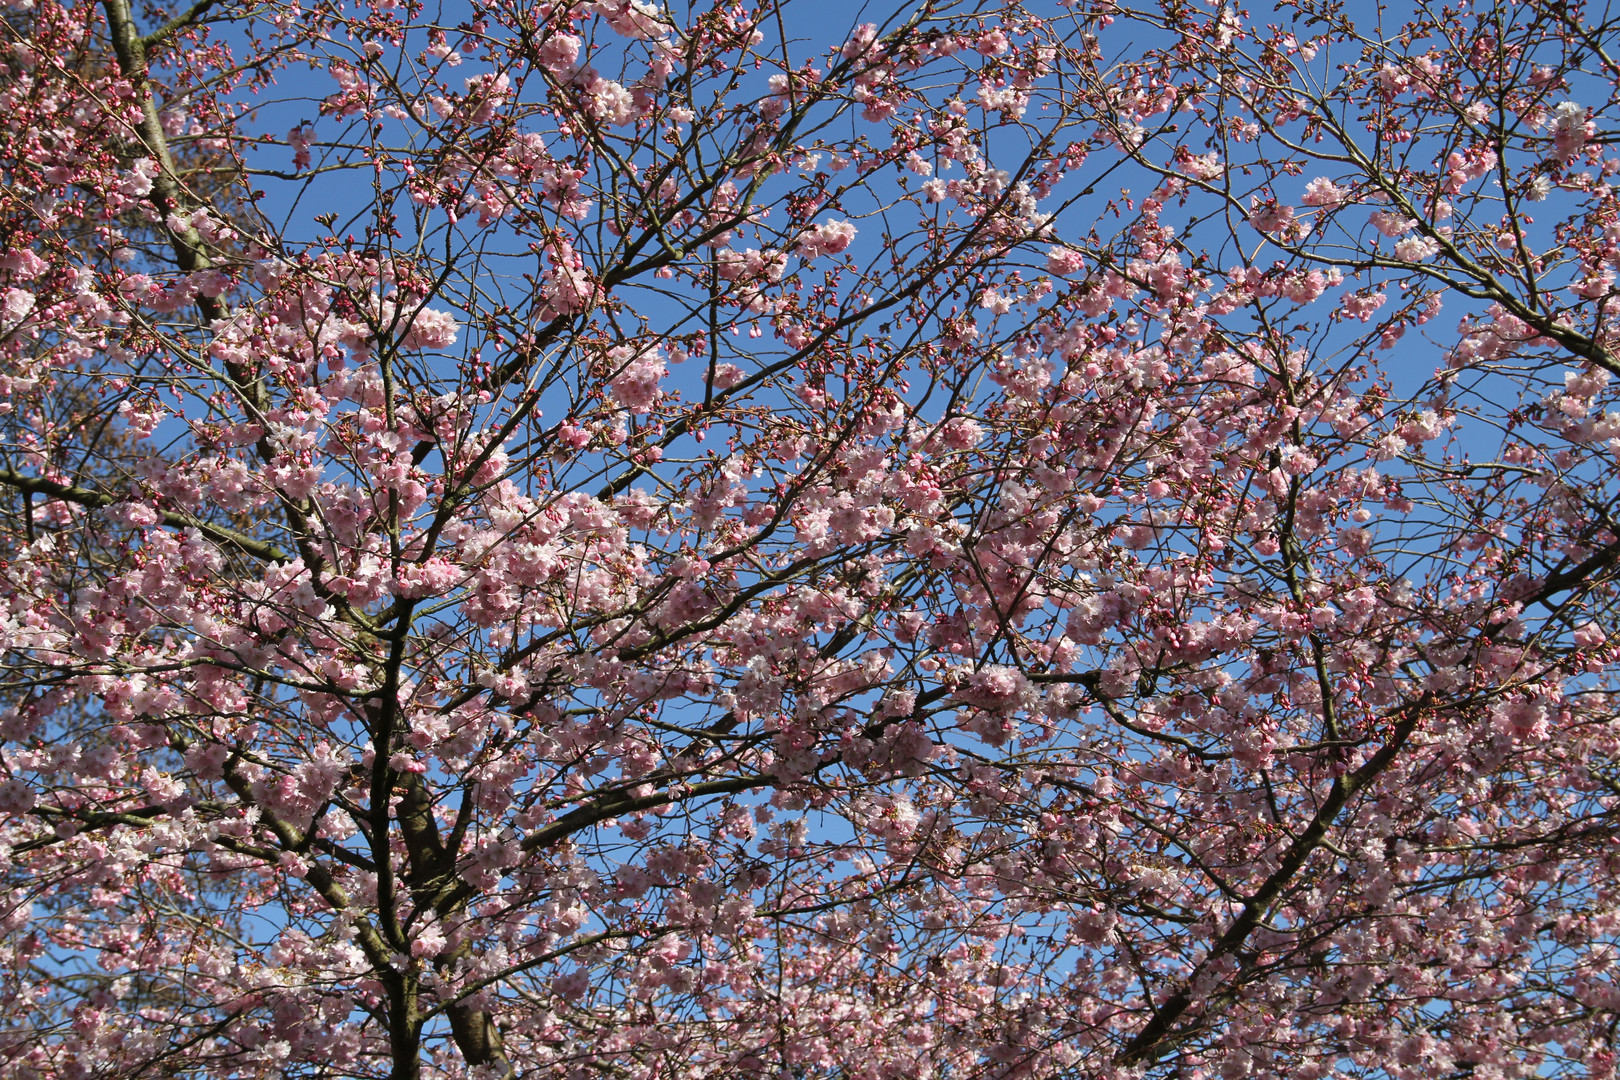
[1,0,1619,1078]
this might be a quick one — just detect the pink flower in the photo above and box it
[0,287,35,330]
[539,240,595,318]
[609,353,667,411]
[410,924,447,958]
[841,22,878,60]
[539,32,581,73]
[394,557,462,598]
[401,306,459,350]
[1551,101,1589,159]
[375,297,460,350]
[1342,290,1387,322]
[1047,247,1085,275]
[795,220,857,258]
[1301,177,1349,207]
[588,78,636,126]
[1394,235,1440,262]
[1369,210,1416,237]
[1574,622,1607,647]
[0,779,34,814]
[1248,197,1298,235]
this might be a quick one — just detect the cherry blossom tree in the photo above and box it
[2,0,1620,1076]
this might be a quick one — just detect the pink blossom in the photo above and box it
[588,78,636,126]
[0,287,35,330]
[539,32,581,73]
[1301,176,1349,207]
[1047,247,1085,275]
[1248,197,1298,235]
[1551,100,1590,159]
[539,240,595,318]
[1342,290,1387,321]
[376,297,460,350]
[841,22,878,60]
[609,352,667,411]
[393,557,462,597]
[1369,209,1416,237]
[594,0,671,41]
[795,219,857,258]
[1394,234,1440,262]
[0,779,35,813]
